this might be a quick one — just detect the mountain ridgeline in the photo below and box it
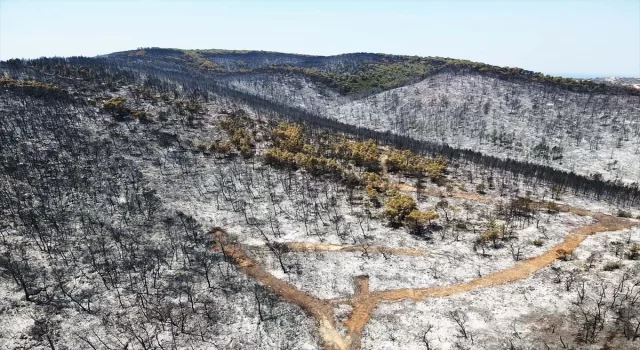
[107,47,640,96]
[102,48,640,185]
[2,48,640,203]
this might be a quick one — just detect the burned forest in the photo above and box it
[1,51,639,350]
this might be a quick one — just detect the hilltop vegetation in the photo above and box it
[111,47,640,96]
[266,56,639,96]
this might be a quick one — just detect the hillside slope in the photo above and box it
[1,52,639,350]
[324,73,640,183]
[106,48,640,183]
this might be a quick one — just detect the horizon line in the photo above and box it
[2,47,638,79]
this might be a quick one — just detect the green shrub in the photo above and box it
[103,97,129,116]
[404,210,438,234]
[382,193,417,226]
[0,77,66,99]
[385,149,447,181]
[272,123,304,153]
[266,57,640,96]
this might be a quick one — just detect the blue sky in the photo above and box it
[1,0,639,77]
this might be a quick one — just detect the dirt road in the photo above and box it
[213,195,637,350]
[277,241,426,256]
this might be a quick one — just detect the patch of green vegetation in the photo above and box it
[404,209,438,234]
[193,48,283,55]
[115,48,639,96]
[128,50,147,57]
[325,58,439,94]
[0,77,67,98]
[103,97,128,115]
[265,56,640,96]
[382,192,418,227]
[103,97,154,123]
[385,148,447,182]
[182,50,222,71]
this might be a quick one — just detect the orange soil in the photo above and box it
[213,231,353,350]
[341,213,634,338]
[280,242,426,256]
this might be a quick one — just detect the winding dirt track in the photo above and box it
[213,192,638,350]
[278,242,426,256]
[213,231,352,350]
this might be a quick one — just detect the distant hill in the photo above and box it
[107,48,640,97]
[589,77,640,90]
[4,48,640,183]
[100,47,640,183]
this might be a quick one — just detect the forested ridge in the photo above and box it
[106,47,640,96]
